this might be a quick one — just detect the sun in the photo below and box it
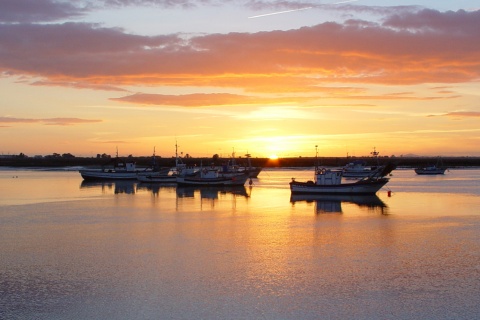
[269,154,278,160]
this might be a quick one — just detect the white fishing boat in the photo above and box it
[290,169,390,195]
[342,160,383,178]
[79,157,140,181]
[342,148,381,178]
[136,142,198,183]
[290,146,393,195]
[176,166,249,186]
[415,158,447,175]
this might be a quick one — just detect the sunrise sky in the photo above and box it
[1,0,479,159]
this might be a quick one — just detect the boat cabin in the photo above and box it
[314,168,342,185]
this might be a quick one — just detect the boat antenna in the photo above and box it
[315,145,318,169]
[175,140,179,166]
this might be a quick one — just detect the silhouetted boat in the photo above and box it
[79,158,139,180]
[177,166,249,186]
[342,148,382,178]
[414,165,447,175]
[290,146,394,195]
[415,158,447,175]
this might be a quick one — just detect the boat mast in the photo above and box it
[370,147,379,165]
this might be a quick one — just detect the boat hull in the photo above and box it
[136,174,177,183]
[414,168,446,175]
[79,169,138,181]
[176,174,249,186]
[290,178,389,195]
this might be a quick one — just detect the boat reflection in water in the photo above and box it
[176,185,251,200]
[175,185,251,210]
[290,194,388,214]
[136,182,177,196]
[80,180,136,194]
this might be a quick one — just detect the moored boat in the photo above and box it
[290,170,390,195]
[79,158,139,181]
[342,148,382,178]
[414,158,447,175]
[342,160,382,178]
[176,166,249,186]
[290,146,394,195]
[414,166,446,175]
[244,153,262,178]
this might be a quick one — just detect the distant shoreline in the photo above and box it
[1,156,480,168]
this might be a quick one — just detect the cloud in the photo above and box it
[383,8,479,34]
[0,0,220,23]
[111,92,314,106]
[0,0,87,23]
[111,89,457,107]
[31,80,127,92]
[0,9,479,96]
[436,111,480,118]
[0,116,102,126]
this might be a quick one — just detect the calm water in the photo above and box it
[1,167,479,319]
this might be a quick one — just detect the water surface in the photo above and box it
[1,168,479,319]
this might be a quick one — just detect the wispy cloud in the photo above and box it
[0,116,102,126]
[429,111,480,119]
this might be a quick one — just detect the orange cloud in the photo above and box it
[442,112,480,118]
[111,92,313,107]
[0,9,479,93]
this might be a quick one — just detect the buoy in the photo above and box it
[249,178,253,186]
[387,190,391,197]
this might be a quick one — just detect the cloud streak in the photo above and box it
[0,117,102,126]
[248,7,313,19]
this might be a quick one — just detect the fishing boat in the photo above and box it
[342,148,381,178]
[414,165,446,175]
[221,151,262,178]
[244,153,262,178]
[289,146,394,195]
[79,154,140,181]
[136,142,198,183]
[414,158,447,175]
[176,166,249,186]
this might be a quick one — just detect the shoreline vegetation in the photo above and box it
[1,154,480,169]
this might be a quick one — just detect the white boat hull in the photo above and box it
[79,169,138,180]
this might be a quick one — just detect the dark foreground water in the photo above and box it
[1,168,479,319]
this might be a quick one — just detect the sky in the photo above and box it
[1,0,479,159]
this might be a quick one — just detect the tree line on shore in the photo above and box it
[1,153,480,168]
